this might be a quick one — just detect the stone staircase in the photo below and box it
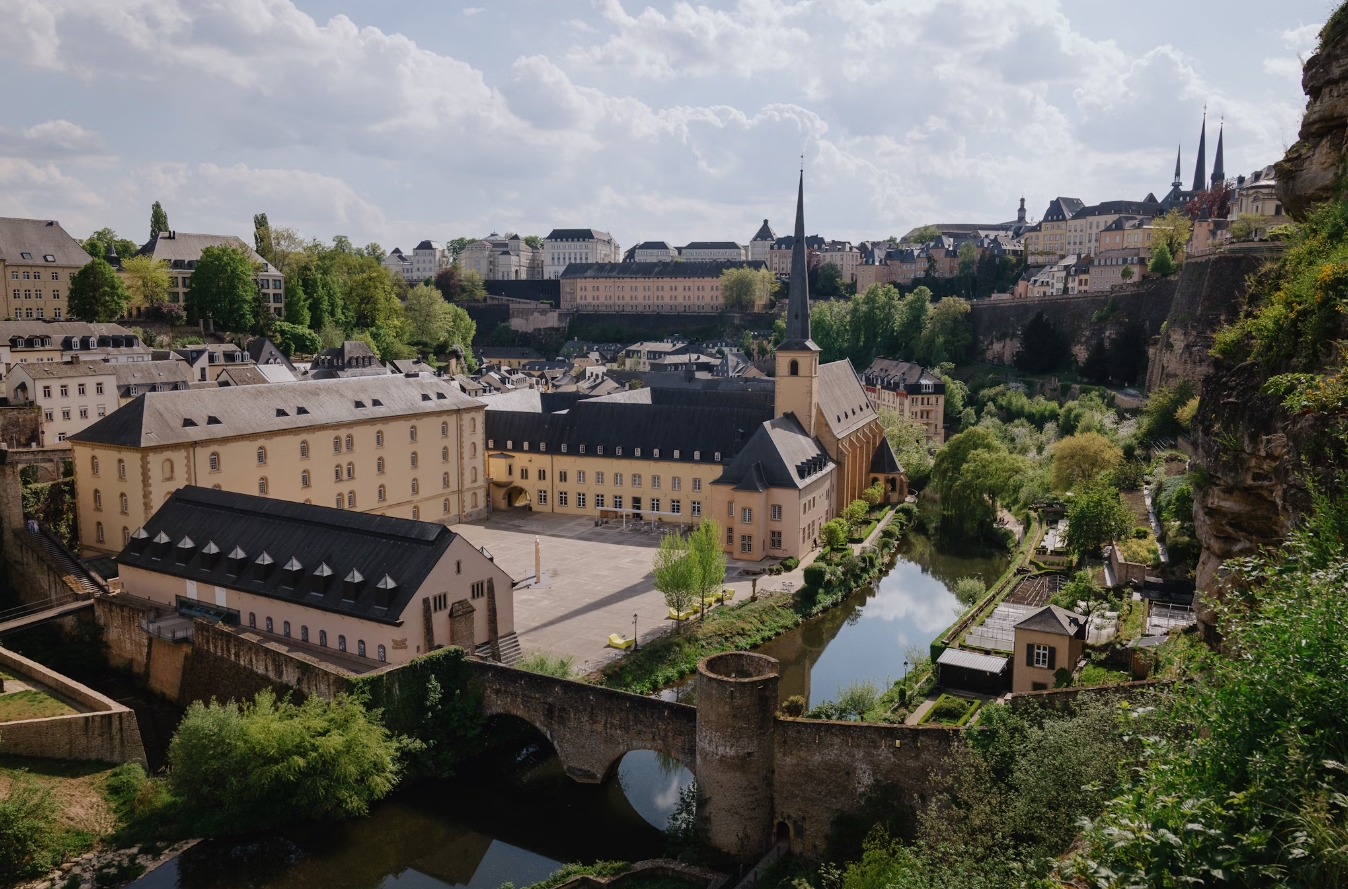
[476,631,522,665]
[27,527,105,595]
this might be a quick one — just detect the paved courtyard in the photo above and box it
[449,511,796,671]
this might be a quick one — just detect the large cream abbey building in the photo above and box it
[482,175,905,561]
[69,376,489,557]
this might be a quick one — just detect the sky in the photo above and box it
[0,0,1335,253]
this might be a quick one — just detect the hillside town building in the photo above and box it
[543,229,620,279]
[0,217,91,321]
[558,261,770,314]
[457,234,543,281]
[117,486,516,666]
[135,231,284,316]
[0,321,151,387]
[680,242,746,262]
[68,376,489,557]
[859,359,946,443]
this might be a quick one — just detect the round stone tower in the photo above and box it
[695,652,780,859]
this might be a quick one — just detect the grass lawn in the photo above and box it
[0,688,77,722]
[918,693,981,726]
[1078,663,1133,686]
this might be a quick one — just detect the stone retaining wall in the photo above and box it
[1007,677,1172,711]
[0,645,147,766]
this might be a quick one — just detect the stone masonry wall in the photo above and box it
[180,620,353,704]
[0,645,147,766]
[772,719,958,858]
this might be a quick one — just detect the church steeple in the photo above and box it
[1172,145,1183,188]
[1191,111,1207,192]
[774,171,820,435]
[1210,120,1225,186]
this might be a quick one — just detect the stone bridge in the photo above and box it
[468,652,959,861]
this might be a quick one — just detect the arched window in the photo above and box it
[441,422,448,437]
[249,612,257,628]
[258,477,268,495]
[470,466,478,482]
[412,506,419,520]
[441,446,449,462]
[377,644,386,663]
[122,527,129,545]
[470,442,477,457]
[338,634,347,652]
[265,616,274,633]
[789,359,799,376]
[209,452,220,472]
[283,621,291,637]
[378,484,387,501]
[301,470,310,487]
[347,491,355,508]
[94,489,102,510]
[470,417,476,433]
[346,462,354,479]
[357,639,366,657]
[319,629,327,647]
[411,478,419,495]
[442,472,449,489]
[335,494,344,508]
[162,458,174,480]
[300,625,309,642]
[332,436,341,454]
[256,447,266,465]
[409,425,417,442]
[443,498,449,513]
[119,492,128,513]
[118,459,126,479]
[345,435,353,452]
[410,452,418,468]
[96,521,104,542]
[377,457,385,474]
[91,456,99,476]
[300,440,309,458]
[376,430,384,447]
[334,465,342,482]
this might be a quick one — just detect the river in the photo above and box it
[128,535,1006,889]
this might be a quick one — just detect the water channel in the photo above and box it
[129,535,1007,889]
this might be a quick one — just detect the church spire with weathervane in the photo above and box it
[774,170,821,436]
[1191,110,1207,192]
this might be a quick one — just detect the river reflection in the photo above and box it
[661,534,1008,708]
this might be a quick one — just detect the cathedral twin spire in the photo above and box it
[779,171,818,352]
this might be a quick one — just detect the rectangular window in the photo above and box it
[728,502,735,517]
[79,407,87,419]
[77,384,85,396]
[538,469,546,481]
[770,530,782,549]
[558,491,569,506]
[594,494,605,508]
[577,470,586,484]
[61,408,70,420]
[692,478,702,492]
[559,470,568,483]
[740,535,753,554]
[537,490,547,505]
[576,492,587,508]
[59,385,67,397]
[650,498,660,512]
[42,386,50,398]
[95,383,103,395]
[651,475,660,489]
[612,495,623,509]
[613,473,622,487]
[691,501,701,517]
[1033,644,1050,669]
[631,474,641,487]
[595,471,604,485]
[520,467,528,480]
[670,499,681,514]
[771,504,782,521]
[742,507,752,524]
[726,528,734,546]
[43,411,52,421]
[671,477,681,491]
[471,581,485,600]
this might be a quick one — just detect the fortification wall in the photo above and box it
[0,645,147,766]
[180,621,353,704]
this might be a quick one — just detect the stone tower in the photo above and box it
[696,652,780,859]
[773,173,821,437]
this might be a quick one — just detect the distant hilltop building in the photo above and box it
[0,217,92,321]
[456,234,542,281]
[559,261,770,314]
[136,231,284,318]
[383,240,449,283]
[543,229,620,279]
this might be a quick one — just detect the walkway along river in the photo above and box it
[127,534,1007,889]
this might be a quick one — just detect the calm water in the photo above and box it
[660,534,1009,707]
[127,535,995,889]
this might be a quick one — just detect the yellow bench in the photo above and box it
[668,607,698,621]
[608,633,634,650]
[722,588,735,600]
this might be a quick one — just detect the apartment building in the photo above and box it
[559,261,769,314]
[117,486,516,666]
[0,218,91,321]
[748,220,776,263]
[457,234,543,281]
[8,360,117,446]
[627,242,679,263]
[0,321,151,388]
[1022,198,1085,264]
[543,229,620,279]
[1063,200,1161,256]
[767,235,824,275]
[69,376,489,556]
[859,359,945,443]
[136,231,283,316]
[1089,250,1147,292]
[680,242,746,262]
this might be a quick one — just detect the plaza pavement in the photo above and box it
[449,510,806,671]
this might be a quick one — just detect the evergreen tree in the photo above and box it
[67,256,130,322]
[253,213,273,263]
[283,276,310,328]
[150,201,169,240]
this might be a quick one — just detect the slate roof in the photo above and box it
[12,361,116,380]
[1074,199,1161,218]
[633,241,674,250]
[545,229,613,241]
[137,232,270,267]
[860,358,945,395]
[1014,604,1087,637]
[937,648,1009,673]
[817,360,877,439]
[1040,198,1086,223]
[681,241,743,250]
[118,486,456,625]
[218,365,272,387]
[414,240,442,251]
[560,261,766,279]
[0,321,140,345]
[0,218,92,268]
[114,360,192,397]
[869,436,903,474]
[713,415,832,492]
[246,336,297,373]
[751,219,776,242]
[70,376,482,448]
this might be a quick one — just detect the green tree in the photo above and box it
[1147,241,1178,277]
[1138,380,1196,443]
[843,499,870,535]
[253,212,273,263]
[67,256,130,321]
[0,773,59,882]
[905,225,942,243]
[446,237,474,261]
[861,481,884,507]
[1064,480,1133,557]
[810,298,852,363]
[119,254,170,310]
[916,296,972,365]
[187,244,257,330]
[1119,264,1135,282]
[270,320,322,356]
[932,427,1026,544]
[821,517,849,549]
[688,518,727,606]
[150,201,169,240]
[848,283,901,367]
[720,266,774,311]
[815,262,845,297]
[283,275,311,327]
[168,689,404,835]
[345,269,403,330]
[434,266,462,301]
[361,243,386,263]
[1151,208,1192,258]
[1080,339,1109,382]
[81,227,138,262]
[957,240,977,280]
[458,269,487,302]
[1050,432,1123,491]
[653,531,696,622]
[877,407,933,490]
[445,303,476,354]
[894,287,931,357]
[523,235,544,249]
[404,282,455,347]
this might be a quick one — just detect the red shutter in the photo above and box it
[1048,646,1057,670]
[1026,643,1034,667]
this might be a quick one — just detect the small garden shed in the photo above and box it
[936,647,1010,695]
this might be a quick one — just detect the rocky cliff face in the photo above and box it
[1277,16,1348,219]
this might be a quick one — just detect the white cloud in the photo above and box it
[0,120,107,157]
[462,6,484,15]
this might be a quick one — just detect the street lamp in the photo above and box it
[632,613,639,651]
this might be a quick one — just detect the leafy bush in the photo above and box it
[952,576,985,605]
[779,695,807,717]
[270,320,322,357]
[780,556,799,571]
[802,563,829,588]
[517,861,629,889]
[926,694,972,724]
[515,652,574,678]
[0,773,57,882]
[1131,526,1150,539]
[167,689,405,834]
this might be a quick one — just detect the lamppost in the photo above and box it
[903,660,909,683]
[632,613,639,651]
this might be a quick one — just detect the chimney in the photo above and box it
[70,354,80,365]
[200,541,220,569]
[226,546,248,576]
[253,551,275,580]
[343,568,365,601]
[314,562,335,595]
[128,527,150,554]
[282,557,304,589]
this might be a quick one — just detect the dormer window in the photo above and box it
[597,446,604,455]
[579,444,586,454]
[653,449,660,458]
[693,451,700,461]
[714,451,721,462]
[506,440,513,449]
[560,444,567,453]
[615,446,622,456]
